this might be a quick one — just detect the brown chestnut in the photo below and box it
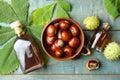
[61,30,72,42]
[46,36,57,45]
[54,22,59,28]
[64,45,74,56]
[51,44,57,51]
[59,20,69,29]
[55,49,64,58]
[69,37,79,48]
[70,25,79,36]
[58,29,62,39]
[46,25,57,37]
[54,39,64,49]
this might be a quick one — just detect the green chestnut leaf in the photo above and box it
[56,4,70,18]
[0,0,29,74]
[104,0,120,19]
[11,0,29,25]
[58,0,72,12]
[0,1,17,23]
[0,37,19,74]
[32,3,56,27]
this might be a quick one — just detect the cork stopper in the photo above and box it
[10,21,24,36]
[103,23,110,31]
[10,20,22,29]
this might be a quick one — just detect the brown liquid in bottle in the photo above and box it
[87,23,111,52]
[10,21,45,73]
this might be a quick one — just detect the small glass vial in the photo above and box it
[87,23,111,52]
[10,21,45,73]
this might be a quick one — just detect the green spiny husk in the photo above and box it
[103,42,120,60]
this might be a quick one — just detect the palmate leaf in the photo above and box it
[0,0,29,74]
[32,3,56,26]
[0,27,15,46]
[11,0,29,24]
[104,0,120,19]
[56,4,70,18]
[29,25,44,37]
[0,26,13,33]
[58,0,71,12]
[0,37,19,74]
[0,1,18,23]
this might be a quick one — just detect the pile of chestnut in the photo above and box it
[46,19,80,58]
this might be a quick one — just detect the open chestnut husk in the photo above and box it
[86,59,100,71]
[81,46,91,56]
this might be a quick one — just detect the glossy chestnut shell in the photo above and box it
[69,37,80,48]
[54,39,64,49]
[70,25,79,36]
[51,44,57,51]
[46,25,57,37]
[58,29,62,39]
[46,36,57,45]
[61,30,72,42]
[59,20,69,29]
[64,45,74,56]
[41,18,84,61]
[55,49,64,58]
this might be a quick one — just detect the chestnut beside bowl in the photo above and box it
[41,18,84,61]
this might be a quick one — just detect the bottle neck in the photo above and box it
[103,23,110,31]
[14,26,25,37]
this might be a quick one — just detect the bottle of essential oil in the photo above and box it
[10,21,45,73]
[87,23,111,52]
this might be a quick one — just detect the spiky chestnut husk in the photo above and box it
[83,16,100,30]
[103,42,120,60]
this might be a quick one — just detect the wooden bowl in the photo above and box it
[41,18,84,61]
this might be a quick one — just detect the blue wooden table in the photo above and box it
[1,0,120,80]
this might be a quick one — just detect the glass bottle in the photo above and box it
[87,23,111,53]
[10,21,45,73]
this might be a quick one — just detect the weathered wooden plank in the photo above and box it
[12,31,120,74]
[0,75,120,80]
